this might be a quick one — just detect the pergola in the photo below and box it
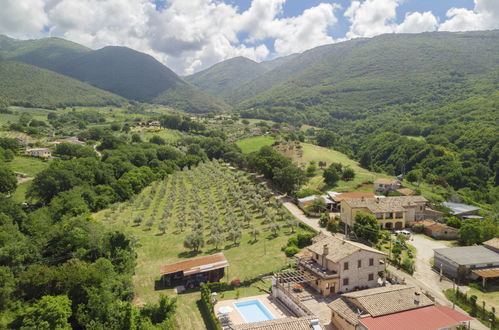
[276,269,316,284]
[472,267,499,287]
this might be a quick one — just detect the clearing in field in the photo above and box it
[236,136,275,153]
[276,142,392,192]
[95,160,311,328]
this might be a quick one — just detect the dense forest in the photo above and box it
[0,61,124,108]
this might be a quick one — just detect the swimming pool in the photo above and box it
[234,299,275,323]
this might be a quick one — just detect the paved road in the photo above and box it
[280,196,328,235]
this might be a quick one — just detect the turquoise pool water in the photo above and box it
[234,299,274,323]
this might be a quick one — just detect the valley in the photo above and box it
[0,28,497,330]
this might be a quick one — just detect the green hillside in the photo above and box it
[229,31,498,204]
[0,60,124,108]
[0,35,88,71]
[236,31,499,123]
[0,35,229,113]
[184,54,298,103]
[184,56,267,101]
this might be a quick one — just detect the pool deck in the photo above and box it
[214,294,293,325]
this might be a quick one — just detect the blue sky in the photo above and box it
[226,0,476,52]
[0,0,496,74]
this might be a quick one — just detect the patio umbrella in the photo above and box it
[218,306,233,314]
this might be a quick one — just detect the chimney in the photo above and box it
[414,292,420,305]
[323,244,329,255]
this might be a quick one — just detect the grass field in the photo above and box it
[0,106,52,125]
[236,136,276,153]
[133,127,185,144]
[466,286,499,311]
[278,142,391,192]
[94,161,311,328]
[8,156,49,176]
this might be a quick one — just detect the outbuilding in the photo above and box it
[434,246,499,283]
[160,253,229,288]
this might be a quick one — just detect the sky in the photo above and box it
[0,0,498,75]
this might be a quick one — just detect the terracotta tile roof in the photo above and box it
[341,285,434,317]
[396,188,414,196]
[425,222,457,232]
[374,178,399,185]
[329,191,376,202]
[343,196,427,213]
[358,305,473,330]
[329,297,366,325]
[232,316,322,330]
[159,253,228,276]
[484,238,499,250]
[307,235,387,263]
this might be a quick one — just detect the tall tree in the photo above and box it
[353,212,380,244]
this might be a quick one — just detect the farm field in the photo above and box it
[94,160,311,328]
[0,106,52,124]
[236,136,276,153]
[277,142,391,192]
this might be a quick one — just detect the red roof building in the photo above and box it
[160,253,229,288]
[358,305,473,330]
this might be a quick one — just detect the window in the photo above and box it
[369,258,374,266]
[368,273,374,281]
[358,260,362,268]
[343,278,349,286]
[315,253,319,260]
[344,262,349,270]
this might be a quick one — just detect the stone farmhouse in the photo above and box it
[26,147,51,158]
[296,235,387,296]
[340,196,428,230]
[373,178,400,193]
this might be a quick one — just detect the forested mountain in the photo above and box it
[0,60,124,108]
[185,54,297,102]
[234,31,499,123]
[221,30,497,204]
[0,35,229,113]
[185,56,268,100]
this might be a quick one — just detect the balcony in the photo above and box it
[299,259,338,279]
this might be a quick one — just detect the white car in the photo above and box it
[394,229,411,236]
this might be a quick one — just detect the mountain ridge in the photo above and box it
[0,35,229,113]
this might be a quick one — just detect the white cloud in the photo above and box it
[395,11,439,33]
[273,4,339,55]
[439,0,499,32]
[0,0,48,37]
[0,0,340,74]
[345,0,438,38]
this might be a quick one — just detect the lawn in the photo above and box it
[134,127,185,144]
[8,156,49,176]
[11,181,31,203]
[236,136,276,153]
[94,161,311,328]
[277,142,391,192]
[467,286,499,311]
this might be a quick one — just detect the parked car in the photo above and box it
[394,230,411,236]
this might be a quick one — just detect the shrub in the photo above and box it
[285,246,300,257]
